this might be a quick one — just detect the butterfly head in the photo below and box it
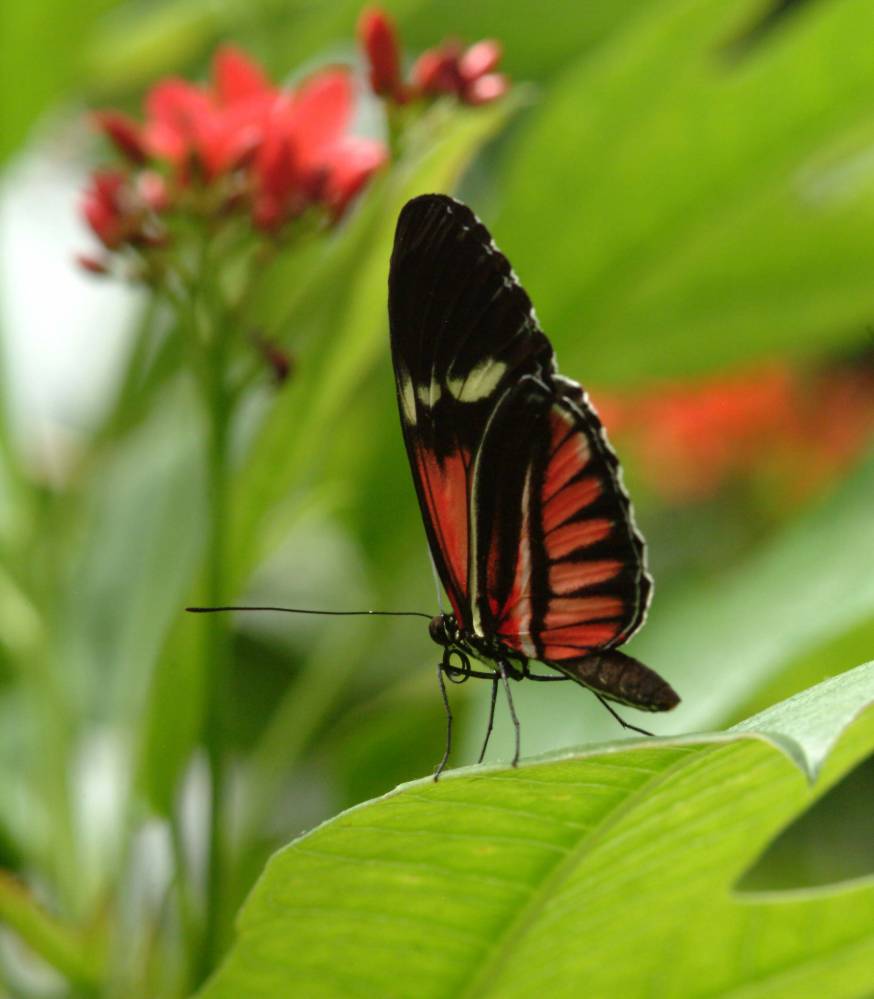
[428,613,459,648]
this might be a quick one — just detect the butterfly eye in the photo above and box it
[428,614,451,646]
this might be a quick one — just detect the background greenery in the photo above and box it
[1,0,873,995]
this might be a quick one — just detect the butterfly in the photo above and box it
[388,194,679,777]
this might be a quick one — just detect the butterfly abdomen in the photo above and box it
[557,649,680,712]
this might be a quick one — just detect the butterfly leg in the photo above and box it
[595,693,655,737]
[499,660,521,768]
[522,666,570,682]
[477,676,500,765]
[434,658,454,781]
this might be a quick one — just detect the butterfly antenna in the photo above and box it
[186,605,433,620]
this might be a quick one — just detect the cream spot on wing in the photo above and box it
[399,373,416,425]
[418,381,441,405]
[446,361,507,402]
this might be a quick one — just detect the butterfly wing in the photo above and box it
[470,374,675,709]
[388,194,553,625]
[389,193,675,711]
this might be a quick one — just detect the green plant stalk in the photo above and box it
[198,290,233,982]
[0,870,101,994]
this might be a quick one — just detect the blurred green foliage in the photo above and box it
[0,0,873,995]
[499,0,874,382]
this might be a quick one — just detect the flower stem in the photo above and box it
[0,870,101,994]
[182,246,234,984]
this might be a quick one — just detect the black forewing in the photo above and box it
[388,194,553,624]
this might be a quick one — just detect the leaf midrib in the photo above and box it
[454,744,721,999]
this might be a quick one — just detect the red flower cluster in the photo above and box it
[81,46,387,262]
[358,9,508,106]
[596,360,874,505]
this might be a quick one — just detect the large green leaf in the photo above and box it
[200,662,874,997]
[497,0,874,383]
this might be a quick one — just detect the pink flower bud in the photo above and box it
[82,170,129,248]
[358,8,406,102]
[463,72,509,106]
[92,111,147,164]
[412,43,463,96]
[459,40,502,82]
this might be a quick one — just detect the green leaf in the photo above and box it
[0,0,110,160]
[497,0,874,383]
[200,662,874,998]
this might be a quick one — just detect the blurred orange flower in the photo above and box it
[596,359,874,505]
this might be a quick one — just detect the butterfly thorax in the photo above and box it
[428,613,526,674]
